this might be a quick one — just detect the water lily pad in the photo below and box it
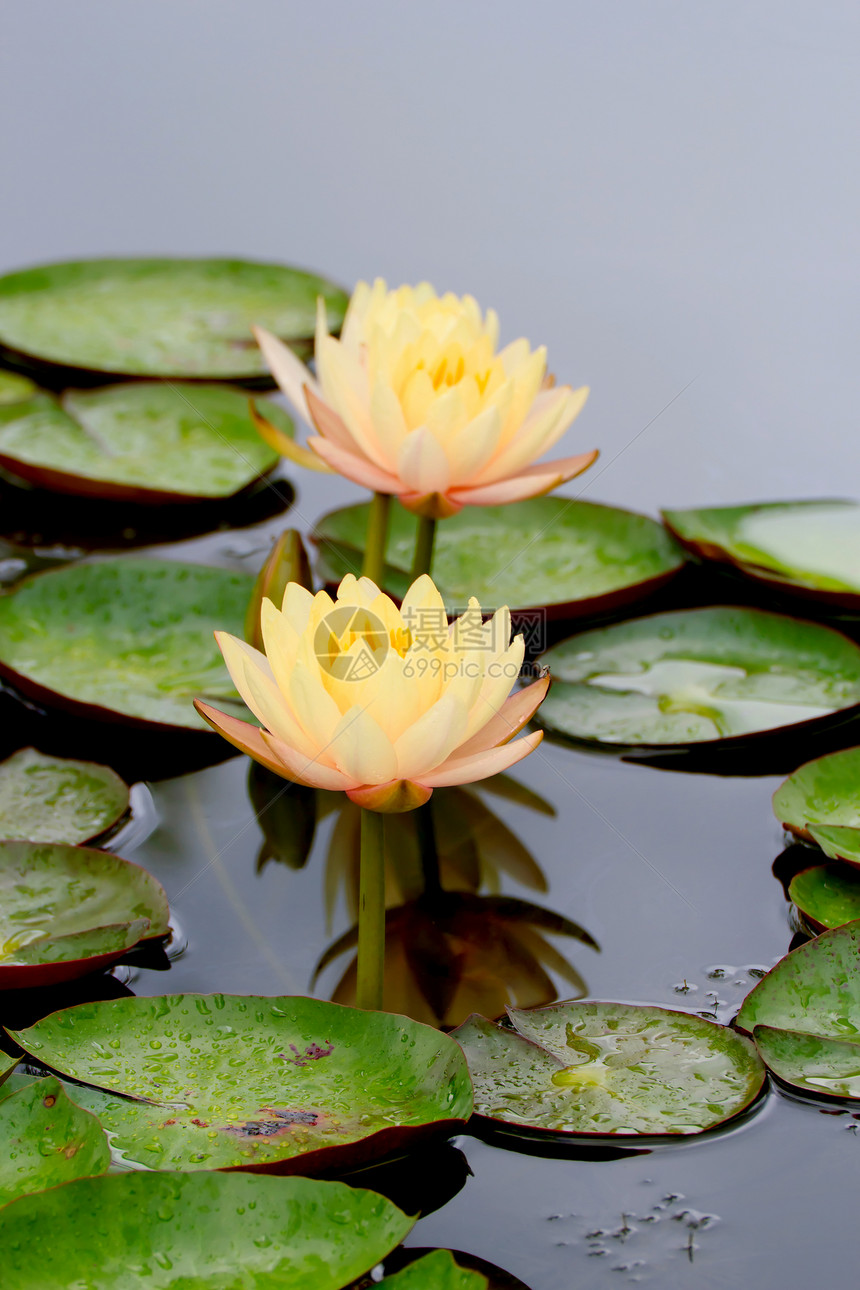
[663,499,860,609]
[380,1251,487,1288]
[0,384,286,503]
[0,839,168,987]
[315,498,685,618]
[0,371,35,404]
[773,747,860,862]
[0,1076,110,1205]
[737,921,860,1098]
[10,993,473,1174]
[0,1171,413,1288]
[0,558,253,730]
[0,257,349,381]
[0,747,129,844]
[535,606,860,747]
[789,863,860,931]
[452,1002,764,1138]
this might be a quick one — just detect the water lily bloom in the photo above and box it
[196,573,548,813]
[252,280,597,519]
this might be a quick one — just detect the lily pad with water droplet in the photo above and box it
[0,384,286,503]
[452,1001,765,1139]
[314,498,685,618]
[0,839,169,988]
[535,606,860,747]
[10,993,473,1174]
[380,1251,487,1288]
[0,558,253,730]
[789,863,860,931]
[773,747,860,863]
[0,1171,413,1288]
[0,747,129,844]
[0,1076,110,1206]
[737,921,860,1098]
[0,257,348,382]
[663,499,860,610]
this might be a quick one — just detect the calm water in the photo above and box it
[1,462,858,1290]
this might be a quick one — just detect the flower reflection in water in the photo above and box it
[251,765,598,1029]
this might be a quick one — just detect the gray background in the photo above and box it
[3,0,858,517]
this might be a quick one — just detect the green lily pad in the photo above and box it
[773,747,860,861]
[535,606,860,747]
[0,1172,413,1288]
[0,839,168,986]
[0,1076,110,1206]
[0,747,129,844]
[789,863,860,930]
[0,371,35,405]
[0,558,253,730]
[752,1025,860,1099]
[315,497,685,617]
[452,1002,765,1138]
[663,499,860,608]
[11,993,473,1174]
[737,921,860,1098]
[0,257,348,381]
[0,384,286,503]
[380,1251,487,1288]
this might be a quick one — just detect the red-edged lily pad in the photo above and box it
[0,383,287,504]
[379,1251,489,1288]
[0,1172,413,1289]
[0,558,252,731]
[789,863,860,932]
[773,746,860,864]
[453,1001,765,1139]
[314,497,685,619]
[0,747,129,845]
[0,840,169,988]
[536,606,860,748]
[0,257,349,382]
[10,993,473,1174]
[0,1076,110,1205]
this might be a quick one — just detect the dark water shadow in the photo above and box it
[335,1140,471,1219]
[0,972,135,1059]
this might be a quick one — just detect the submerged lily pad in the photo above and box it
[453,1002,764,1138]
[0,1076,110,1205]
[380,1251,487,1288]
[0,1172,413,1289]
[536,606,860,747]
[315,498,685,617]
[773,747,860,862]
[0,558,252,729]
[0,839,168,987]
[737,922,860,1098]
[0,747,128,844]
[663,499,860,609]
[11,993,473,1174]
[0,384,286,503]
[0,257,348,381]
[789,863,860,931]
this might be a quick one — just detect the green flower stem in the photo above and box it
[362,491,391,584]
[411,515,437,579]
[357,808,386,1011]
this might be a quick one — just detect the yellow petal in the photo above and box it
[328,706,399,782]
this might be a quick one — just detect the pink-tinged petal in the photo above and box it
[259,730,357,790]
[418,729,544,787]
[308,435,404,493]
[194,701,341,787]
[304,385,362,453]
[252,326,320,425]
[398,427,452,496]
[454,674,551,759]
[398,490,463,519]
[450,450,596,506]
[346,779,432,813]
[249,401,333,474]
[516,448,599,480]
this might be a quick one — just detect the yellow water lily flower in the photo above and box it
[253,280,596,519]
[196,573,548,813]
